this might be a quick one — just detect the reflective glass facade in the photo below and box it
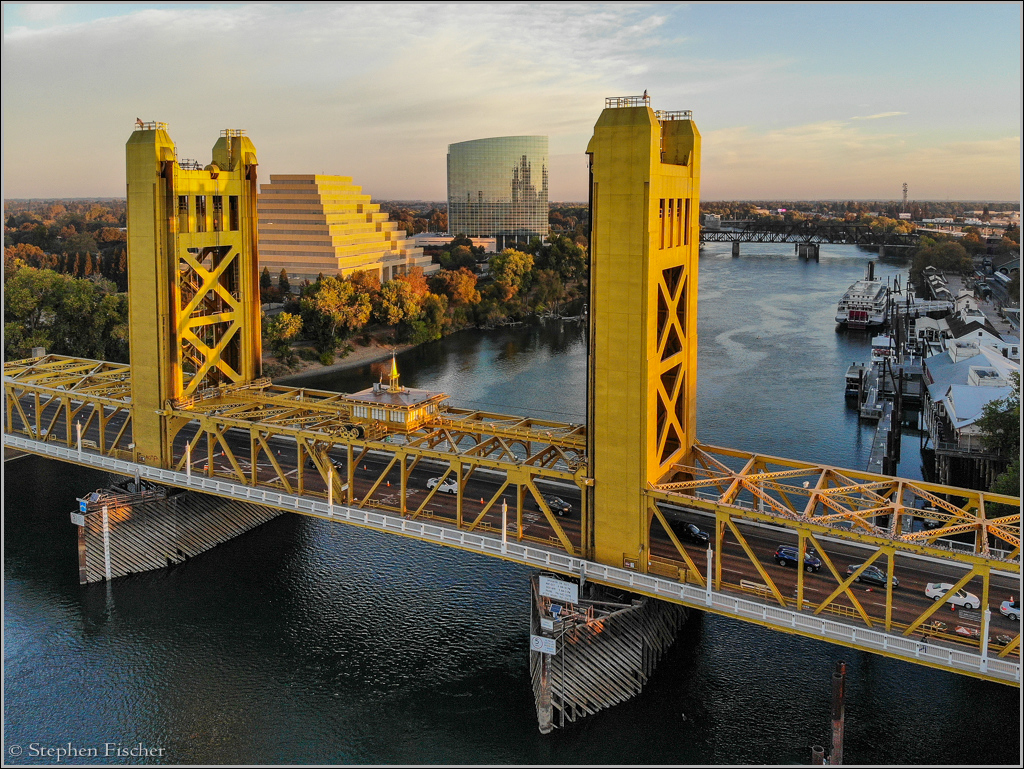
[447,136,548,250]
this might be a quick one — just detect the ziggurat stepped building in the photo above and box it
[257,174,436,282]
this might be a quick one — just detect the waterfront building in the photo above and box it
[258,174,436,284]
[922,343,1019,486]
[447,136,548,250]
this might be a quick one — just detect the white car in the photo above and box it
[925,583,980,609]
[426,476,458,494]
[1000,600,1020,621]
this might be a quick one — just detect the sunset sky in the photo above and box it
[3,2,1021,202]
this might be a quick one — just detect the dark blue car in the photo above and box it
[774,545,821,572]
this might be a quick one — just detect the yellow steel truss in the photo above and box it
[3,357,1020,674]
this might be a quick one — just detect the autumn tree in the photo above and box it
[278,268,291,295]
[489,248,534,301]
[4,243,51,275]
[429,268,480,307]
[300,276,372,361]
[397,267,430,299]
[428,267,480,328]
[349,269,382,301]
[375,279,420,326]
[428,209,447,232]
[264,311,303,367]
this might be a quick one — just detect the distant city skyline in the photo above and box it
[2,3,1021,201]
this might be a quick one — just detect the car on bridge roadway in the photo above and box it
[774,545,821,572]
[845,563,899,588]
[999,599,1020,621]
[670,521,710,546]
[534,495,572,516]
[925,583,980,609]
[426,476,458,494]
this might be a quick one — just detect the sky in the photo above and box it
[2,2,1021,202]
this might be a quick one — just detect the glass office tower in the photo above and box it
[447,136,548,250]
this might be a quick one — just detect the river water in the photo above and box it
[4,243,1019,765]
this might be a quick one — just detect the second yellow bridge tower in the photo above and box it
[586,98,702,568]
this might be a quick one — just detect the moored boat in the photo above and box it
[835,279,889,329]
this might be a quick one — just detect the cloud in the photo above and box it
[16,3,71,24]
[2,3,677,198]
[851,111,908,121]
[2,4,1018,201]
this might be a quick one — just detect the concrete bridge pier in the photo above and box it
[797,242,820,261]
[732,240,740,257]
[529,575,686,733]
[879,245,886,258]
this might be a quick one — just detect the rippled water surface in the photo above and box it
[4,244,1019,765]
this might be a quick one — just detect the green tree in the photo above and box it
[4,267,129,362]
[975,372,1020,458]
[537,235,586,282]
[991,457,1019,497]
[910,240,972,282]
[403,293,449,344]
[438,244,476,271]
[532,269,566,313]
[260,266,273,298]
[278,268,291,296]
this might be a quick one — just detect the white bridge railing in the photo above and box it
[4,433,1019,686]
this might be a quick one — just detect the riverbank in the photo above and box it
[267,336,417,385]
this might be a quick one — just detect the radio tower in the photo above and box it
[902,182,908,213]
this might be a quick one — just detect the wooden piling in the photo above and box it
[530,577,686,732]
[76,487,284,583]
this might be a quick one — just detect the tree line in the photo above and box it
[701,199,1020,221]
[5,199,129,290]
[262,233,588,371]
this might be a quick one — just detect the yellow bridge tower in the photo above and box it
[586,98,701,569]
[126,123,262,466]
